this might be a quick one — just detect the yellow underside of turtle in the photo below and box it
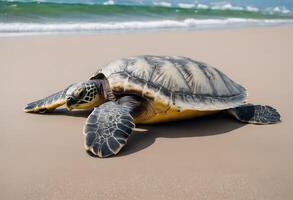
[135,108,219,124]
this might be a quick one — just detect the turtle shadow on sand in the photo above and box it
[42,109,246,157]
[119,112,246,157]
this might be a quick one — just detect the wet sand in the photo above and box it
[1,26,293,199]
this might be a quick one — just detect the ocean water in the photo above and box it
[1,0,293,35]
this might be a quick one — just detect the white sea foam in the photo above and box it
[1,18,292,36]
[197,4,209,9]
[153,1,172,7]
[245,6,259,12]
[266,6,291,14]
[103,0,115,5]
[177,3,195,9]
[192,2,291,15]
[210,2,243,11]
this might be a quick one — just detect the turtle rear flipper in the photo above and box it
[24,88,68,113]
[84,101,135,158]
[227,104,281,124]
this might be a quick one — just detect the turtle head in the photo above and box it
[65,80,104,111]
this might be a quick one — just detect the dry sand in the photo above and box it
[0,26,293,200]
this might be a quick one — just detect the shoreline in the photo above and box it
[1,20,293,38]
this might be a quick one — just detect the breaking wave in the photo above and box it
[1,18,292,36]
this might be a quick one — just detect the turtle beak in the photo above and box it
[66,96,77,111]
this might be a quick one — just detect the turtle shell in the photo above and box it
[90,56,247,111]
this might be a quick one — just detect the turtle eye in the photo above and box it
[77,89,86,99]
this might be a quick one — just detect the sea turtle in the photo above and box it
[24,55,281,157]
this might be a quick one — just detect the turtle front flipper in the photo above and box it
[24,88,68,113]
[227,104,281,124]
[84,101,136,157]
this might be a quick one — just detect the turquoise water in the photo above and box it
[1,0,293,35]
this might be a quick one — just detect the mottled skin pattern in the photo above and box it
[228,104,281,124]
[84,102,135,158]
[25,81,102,113]
[25,55,281,158]
[25,88,68,113]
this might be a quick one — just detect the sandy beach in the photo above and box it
[1,26,293,199]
